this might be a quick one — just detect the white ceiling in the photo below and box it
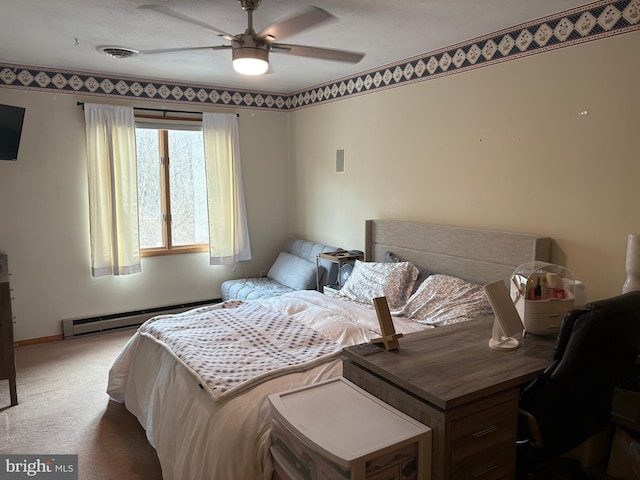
[1,0,593,94]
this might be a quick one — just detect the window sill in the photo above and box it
[141,245,208,257]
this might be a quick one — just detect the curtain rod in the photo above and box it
[76,102,238,117]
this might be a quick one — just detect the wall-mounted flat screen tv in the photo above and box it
[0,103,26,161]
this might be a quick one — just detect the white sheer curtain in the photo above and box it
[84,103,141,277]
[202,113,252,264]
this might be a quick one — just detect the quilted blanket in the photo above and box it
[138,300,343,403]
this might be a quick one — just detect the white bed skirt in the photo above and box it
[108,328,342,479]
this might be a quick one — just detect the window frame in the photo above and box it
[135,114,209,258]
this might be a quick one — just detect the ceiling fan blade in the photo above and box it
[256,6,336,43]
[139,46,231,55]
[139,4,238,40]
[271,43,364,64]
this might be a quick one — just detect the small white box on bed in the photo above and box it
[269,377,432,480]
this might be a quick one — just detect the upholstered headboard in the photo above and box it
[365,219,551,285]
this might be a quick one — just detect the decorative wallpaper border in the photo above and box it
[1,0,638,111]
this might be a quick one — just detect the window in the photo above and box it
[85,105,250,276]
[136,124,208,256]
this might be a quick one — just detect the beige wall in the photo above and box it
[0,89,289,341]
[288,31,640,302]
[2,29,638,340]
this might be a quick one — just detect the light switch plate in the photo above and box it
[336,149,345,172]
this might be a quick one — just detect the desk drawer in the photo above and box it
[449,443,513,479]
[450,400,517,479]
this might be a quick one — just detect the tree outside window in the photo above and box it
[136,127,208,256]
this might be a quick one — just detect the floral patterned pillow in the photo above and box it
[339,260,418,309]
[383,251,432,294]
[401,274,493,326]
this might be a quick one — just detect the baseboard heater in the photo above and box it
[62,298,221,338]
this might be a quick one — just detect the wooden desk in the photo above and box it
[343,318,555,480]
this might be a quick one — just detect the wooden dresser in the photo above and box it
[343,318,555,480]
[0,254,17,406]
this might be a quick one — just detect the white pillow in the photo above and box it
[339,260,418,309]
[267,252,317,290]
[402,274,493,326]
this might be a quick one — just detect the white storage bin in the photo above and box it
[269,377,432,480]
[510,261,575,336]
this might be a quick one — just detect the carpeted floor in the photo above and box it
[0,329,163,479]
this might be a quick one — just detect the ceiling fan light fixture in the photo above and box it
[232,47,269,76]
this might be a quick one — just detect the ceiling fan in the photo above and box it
[134,0,365,76]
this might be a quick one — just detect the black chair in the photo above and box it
[517,291,640,475]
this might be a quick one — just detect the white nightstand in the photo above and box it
[268,377,432,480]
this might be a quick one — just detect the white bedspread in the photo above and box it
[107,290,428,480]
[139,300,343,403]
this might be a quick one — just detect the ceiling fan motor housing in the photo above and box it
[232,34,269,63]
[232,45,269,63]
[239,0,262,11]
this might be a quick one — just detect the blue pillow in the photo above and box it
[267,252,317,290]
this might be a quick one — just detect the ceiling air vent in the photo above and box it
[96,45,140,59]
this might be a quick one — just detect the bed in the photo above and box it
[106,219,551,480]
